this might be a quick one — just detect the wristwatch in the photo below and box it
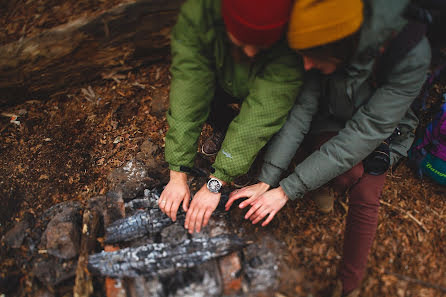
[207,177,222,193]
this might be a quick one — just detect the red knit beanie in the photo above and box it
[222,0,292,46]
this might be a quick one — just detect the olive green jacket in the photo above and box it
[259,0,431,199]
[165,0,303,182]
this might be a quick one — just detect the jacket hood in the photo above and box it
[353,0,409,64]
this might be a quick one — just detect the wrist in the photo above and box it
[276,186,289,200]
[209,175,226,186]
[258,182,271,191]
[170,170,187,182]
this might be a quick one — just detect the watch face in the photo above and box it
[207,178,222,193]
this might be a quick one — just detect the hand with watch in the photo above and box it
[184,176,225,234]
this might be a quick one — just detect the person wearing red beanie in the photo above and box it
[161,0,302,235]
[222,0,292,52]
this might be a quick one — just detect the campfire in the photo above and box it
[2,160,283,297]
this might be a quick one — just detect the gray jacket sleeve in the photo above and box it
[279,38,431,200]
[258,72,321,187]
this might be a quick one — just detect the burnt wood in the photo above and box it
[0,0,184,105]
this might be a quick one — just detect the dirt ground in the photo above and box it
[1,1,446,297]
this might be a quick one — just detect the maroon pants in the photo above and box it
[303,133,386,294]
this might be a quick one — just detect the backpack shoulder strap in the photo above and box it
[372,21,427,87]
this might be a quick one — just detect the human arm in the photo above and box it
[164,0,216,172]
[211,46,304,183]
[279,38,431,200]
[257,71,322,187]
[162,0,216,220]
[224,72,321,210]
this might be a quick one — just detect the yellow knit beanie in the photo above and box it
[288,0,364,50]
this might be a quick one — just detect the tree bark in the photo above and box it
[0,0,184,106]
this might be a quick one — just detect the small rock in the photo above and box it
[33,288,55,297]
[108,160,155,200]
[42,203,82,259]
[46,221,80,259]
[140,140,159,156]
[2,220,29,248]
[33,256,77,287]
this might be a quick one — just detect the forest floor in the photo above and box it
[1,1,446,296]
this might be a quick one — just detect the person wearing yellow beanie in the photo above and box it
[226,0,432,296]
[288,0,363,50]
[287,0,364,74]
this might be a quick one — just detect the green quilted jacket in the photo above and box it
[164,0,303,182]
[258,0,431,199]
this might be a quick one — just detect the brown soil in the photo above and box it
[1,2,446,297]
[0,0,132,45]
[1,62,445,297]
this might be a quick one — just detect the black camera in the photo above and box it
[363,128,401,175]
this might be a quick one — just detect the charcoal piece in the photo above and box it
[164,261,222,297]
[107,160,155,200]
[243,235,282,293]
[105,209,183,244]
[125,188,161,211]
[46,221,80,259]
[41,202,82,259]
[161,223,189,245]
[2,219,29,248]
[88,234,246,278]
[33,256,77,287]
[103,191,126,227]
[128,276,165,297]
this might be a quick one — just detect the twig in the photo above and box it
[384,270,446,293]
[380,200,429,232]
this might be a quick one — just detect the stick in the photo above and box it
[379,200,429,232]
[384,270,446,293]
[74,208,101,297]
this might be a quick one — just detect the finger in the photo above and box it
[245,202,262,220]
[202,209,213,227]
[194,209,206,233]
[169,199,181,222]
[252,209,269,225]
[239,195,260,209]
[225,195,242,210]
[164,199,173,219]
[159,196,168,213]
[182,193,190,212]
[261,211,277,227]
[225,190,246,209]
[188,209,199,233]
[229,188,245,198]
[185,204,194,229]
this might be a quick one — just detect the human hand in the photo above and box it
[245,186,288,227]
[184,183,220,233]
[225,182,270,211]
[159,170,190,222]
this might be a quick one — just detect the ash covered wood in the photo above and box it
[88,234,246,278]
[105,208,181,244]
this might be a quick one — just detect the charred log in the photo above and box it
[88,234,246,278]
[104,208,181,244]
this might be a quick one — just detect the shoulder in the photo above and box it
[178,0,221,27]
